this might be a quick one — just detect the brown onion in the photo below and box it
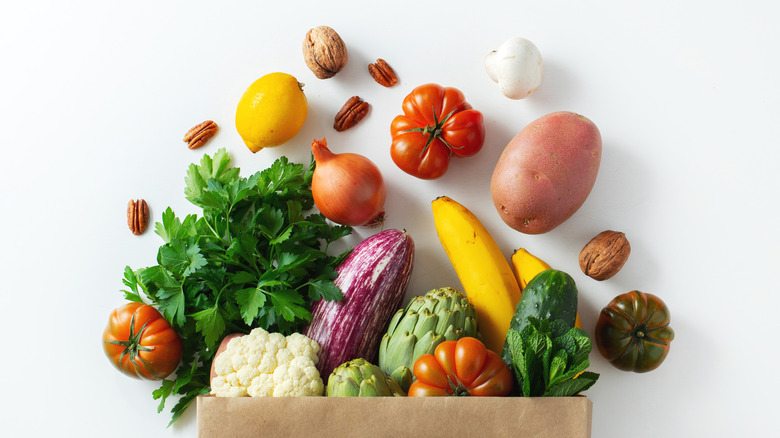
[311,138,386,226]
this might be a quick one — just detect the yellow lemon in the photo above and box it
[235,72,308,152]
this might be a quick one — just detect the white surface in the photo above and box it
[1,1,778,436]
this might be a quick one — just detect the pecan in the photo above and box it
[334,96,369,131]
[579,230,631,280]
[127,199,149,236]
[368,58,398,87]
[183,120,218,149]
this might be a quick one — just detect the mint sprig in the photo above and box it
[506,317,599,397]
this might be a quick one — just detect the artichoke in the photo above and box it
[378,287,479,392]
[326,358,406,397]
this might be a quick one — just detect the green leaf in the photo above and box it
[167,388,205,427]
[570,330,594,365]
[307,278,343,302]
[121,266,144,303]
[287,199,303,223]
[526,327,551,358]
[269,289,311,323]
[157,290,186,327]
[230,173,261,207]
[549,318,571,339]
[257,156,306,198]
[324,223,352,244]
[226,233,261,268]
[145,267,186,326]
[152,379,175,413]
[275,252,310,274]
[192,305,226,348]
[548,349,569,386]
[235,270,288,325]
[170,356,197,395]
[255,207,285,239]
[235,287,267,325]
[197,181,230,211]
[159,240,207,277]
[154,207,179,244]
[270,226,293,245]
[552,359,591,387]
[506,328,527,392]
[230,271,257,286]
[185,148,240,205]
[544,372,600,397]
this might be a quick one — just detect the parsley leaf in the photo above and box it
[307,277,343,302]
[122,148,352,424]
[159,240,207,277]
[192,304,226,348]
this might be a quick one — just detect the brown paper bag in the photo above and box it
[197,395,592,438]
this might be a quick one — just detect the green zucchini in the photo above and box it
[501,269,579,364]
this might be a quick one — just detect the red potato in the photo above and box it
[209,333,244,383]
[491,111,601,234]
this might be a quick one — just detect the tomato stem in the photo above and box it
[446,374,470,397]
[400,107,463,159]
[105,312,155,364]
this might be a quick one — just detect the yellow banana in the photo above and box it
[431,196,521,353]
[511,248,552,291]
[510,248,584,330]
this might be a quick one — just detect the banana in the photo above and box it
[510,248,584,330]
[511,248,552,290]
[431,196,521,353]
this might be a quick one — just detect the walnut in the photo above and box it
[302,26,348,79]
[579,230,631,280]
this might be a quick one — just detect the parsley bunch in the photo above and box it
[506,317,600,397]
[120,149,352,424]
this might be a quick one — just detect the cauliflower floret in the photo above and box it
[211,375,248,397]
[270,356,324,397]
[248,373,274,397]
[210,327,324,398]
[285,333,321,365]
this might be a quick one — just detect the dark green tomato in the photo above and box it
[595,291,674,373]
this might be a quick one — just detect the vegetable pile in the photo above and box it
[102,27,676,429]
[114,149,351,422]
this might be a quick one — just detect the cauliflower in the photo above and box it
[210,328,324,397]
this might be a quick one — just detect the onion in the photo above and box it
[311,137,386,226]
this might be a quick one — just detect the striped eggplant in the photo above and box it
[304,229,415,381]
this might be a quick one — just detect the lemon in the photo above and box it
[235,72,308,152]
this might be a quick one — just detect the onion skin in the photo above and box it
[311,137,386,226]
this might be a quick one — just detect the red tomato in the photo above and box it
[102,302,183,380]
[408,337,513,396]
[390,83,485,179]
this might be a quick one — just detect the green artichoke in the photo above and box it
[326,358,406,397]
[378,287,479,392]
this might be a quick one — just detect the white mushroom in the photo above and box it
[485,37,543,100]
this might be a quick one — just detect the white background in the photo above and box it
[2,1,778,436]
